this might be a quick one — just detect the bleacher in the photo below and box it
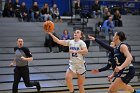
[0,15,140,93]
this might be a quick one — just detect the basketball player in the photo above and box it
[47,30,88,93]
[10,38,41,93]
[108,31,136,93]
[89,31,136,93]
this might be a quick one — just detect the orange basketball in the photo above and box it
[43,21,54,32]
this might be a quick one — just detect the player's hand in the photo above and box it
[108,74,114,82]
[88,35,95,41]
[91,69,99,74]
[115,66,122,73]
[9,63,14,67]
[21,56,26,61]
[47,31,52,34]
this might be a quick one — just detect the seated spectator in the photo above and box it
[103,11,111,21]
[51,4,62,23]
[61,29,71,40]
[14,0,20,17]
[92,0,101,18]
[61,29,71,52]
[44,32,62,52]
[102,7,109,21]
[40,3,52,21]
[74,0,81,15]
[113,10,122,27]
[101,16,115,36]
[3,0,14,17]
[30,2,40,21]
[19,2,29,21]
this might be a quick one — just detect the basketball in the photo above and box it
[43,21,54,32]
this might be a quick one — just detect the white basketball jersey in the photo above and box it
[65,40,87,64]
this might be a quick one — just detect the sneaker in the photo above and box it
[36,82,41,93]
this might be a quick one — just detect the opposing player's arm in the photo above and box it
[120,44,133,69]
[48,32,66,46]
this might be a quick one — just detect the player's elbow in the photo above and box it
[84,49,88,55]
[127,54,133,63]
[130,55,133,62]
[28,57,33,62]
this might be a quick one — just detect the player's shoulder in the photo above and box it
[22,47,29,50]
[120,42,131,52]
[21,47,30,52]
[14,47,18,51]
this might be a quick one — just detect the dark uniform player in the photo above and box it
[10,38,41,93]
[109,31,136,93]
[88,33,136,93]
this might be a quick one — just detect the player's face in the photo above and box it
[113,32,119,43]
[74,30,82,39]
[17,39,24,48]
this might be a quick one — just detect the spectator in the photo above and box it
[19,2,29,21]
[102,7,109,21]
[102,16,115,36]
[51,4,62,23]
[14,0,20,17]
[44,32,62,52]
[61,29,71,52]
[92,0,101,18]
[40,3,52,21]
[30,2,40,21]
[113,10,123,27]
[3,0,14,17]
[103,11,111,21]
[74,0,81,15]
[61,29,71,40]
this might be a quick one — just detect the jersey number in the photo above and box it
[115,57,120,65]
[72,53,77,57]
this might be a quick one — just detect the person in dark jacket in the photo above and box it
[19,2,29,21]
[13,0,20,17]
[3,0,14,17]
[40,3,52,21]
[30,2,40,21]
[92,0,101,18]
[113,10,123,27]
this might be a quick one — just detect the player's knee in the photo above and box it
[78,83,84,87]
[65,75,72,82]
[78,79,84,85]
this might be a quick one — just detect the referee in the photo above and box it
[10,38,41,93]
